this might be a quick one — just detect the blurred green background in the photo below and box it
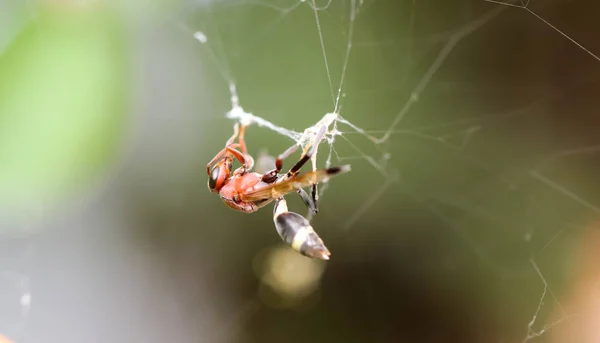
[0,0,599,342]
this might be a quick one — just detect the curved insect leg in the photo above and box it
[206,123,240,174]
[262,125,328,211]
[273,197,330,260]
[227,123,240,145]
[206,143,241,174]
[210,123,255,176]
[261,143,300,183]
[287,125,327,215]
[309,177,319,218]
[226,145,252,176]
[260,125,327,182]
[296,188,317,217]
[237,124,254,171]
[287,125,327,178]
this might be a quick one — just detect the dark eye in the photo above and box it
[208,166,220,190]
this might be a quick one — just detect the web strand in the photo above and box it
[186,2,600,339]
[333,0,357,113]
[485,0,600,62]
[312,0,336,106]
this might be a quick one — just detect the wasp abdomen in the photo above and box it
[273,199,331,260]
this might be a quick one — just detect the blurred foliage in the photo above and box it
[0,3,129,215]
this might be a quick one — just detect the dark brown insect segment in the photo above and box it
[273,198,331,260]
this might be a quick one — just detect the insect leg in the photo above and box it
[206,124,241,174]
[226,145,254,176]
[237,124,254,170]
[288,125,327,216]
[296,188,317,216]
[310,183,319,216]
[287,125,327,178]
[273,197,330,260]
[206,143,241,174]
[261,143,300,183]
[227,122,240,146]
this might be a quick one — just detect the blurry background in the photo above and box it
[0,0,599,342]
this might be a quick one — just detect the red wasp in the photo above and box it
[207,123,350,260]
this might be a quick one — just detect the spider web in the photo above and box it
[181,0,600,342]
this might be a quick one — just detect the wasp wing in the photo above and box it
[240,165,350,203]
